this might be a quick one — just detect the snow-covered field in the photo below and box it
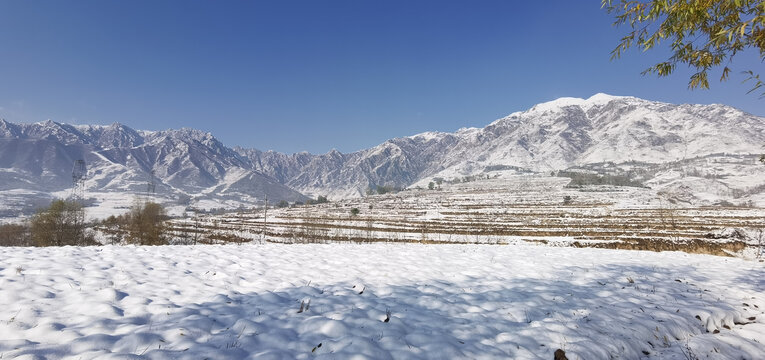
[165,175,765,258]
[1,244,763,359]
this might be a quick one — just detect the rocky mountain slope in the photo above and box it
[0,120,308,217]
[239,94,765,197]
[1,93,763,218]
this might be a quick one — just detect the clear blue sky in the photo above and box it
[1,1,762,154]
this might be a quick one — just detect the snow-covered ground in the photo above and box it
[1,244,763,359]
[166,175,764,258]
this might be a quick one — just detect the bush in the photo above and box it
[101,215,124,245]
[367,185,402,195]
[557,170,644,188]
[0,223,31,246]
[30,199,95,246]
[102,201,169,245]
[305,195,329,205]
[350,208,360,217]
[125,202,168,245]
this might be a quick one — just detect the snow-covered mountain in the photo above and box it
[1,93,763,218]
[239,94,765,197]
[0,120,308,217]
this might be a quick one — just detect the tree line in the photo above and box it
[0,199,168,247]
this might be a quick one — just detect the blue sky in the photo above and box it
[0,1,762,154]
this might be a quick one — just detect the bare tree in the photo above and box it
[125,201,168,245]
[30,199,94,246]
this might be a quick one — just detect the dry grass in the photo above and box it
[165,178,763,255]
[572,238,747,257]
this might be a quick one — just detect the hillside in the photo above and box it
[1,94,763,219]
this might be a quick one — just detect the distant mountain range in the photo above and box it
[1,93,763,217]
[242,93,765,197]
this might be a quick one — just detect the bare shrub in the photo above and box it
[30,199,95,246]
[103,201,169,245]
[126,201,169,245]
[0,223,31,246]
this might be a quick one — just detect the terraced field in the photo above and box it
[167,176,765,257]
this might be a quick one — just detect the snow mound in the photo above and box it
[0,244,763,359]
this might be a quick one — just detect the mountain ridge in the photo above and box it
[239,93,763,197]
[1,93,763,217]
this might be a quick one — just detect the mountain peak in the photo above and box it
[587,93,627,103]
[530,93,634,113]
[408,131,447,141]
[0,93,763,212]
[0,118,19,138]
